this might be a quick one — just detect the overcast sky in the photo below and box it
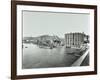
[23,11,90,38]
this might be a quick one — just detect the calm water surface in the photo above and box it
[22,43,80,69]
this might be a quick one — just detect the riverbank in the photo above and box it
[22,44,89,69]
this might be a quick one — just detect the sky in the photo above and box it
[23,10,90,38]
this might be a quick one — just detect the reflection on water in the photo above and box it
[22,43,81,69]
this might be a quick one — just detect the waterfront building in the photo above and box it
[65,32,89,48]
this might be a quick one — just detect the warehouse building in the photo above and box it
[65,32,89,48]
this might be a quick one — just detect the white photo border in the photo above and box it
[17,4,95,76]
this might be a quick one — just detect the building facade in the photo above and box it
[65,32,88,48]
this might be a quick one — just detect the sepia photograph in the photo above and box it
[22,10,90,69]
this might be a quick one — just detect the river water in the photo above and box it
[22,43,81,69]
